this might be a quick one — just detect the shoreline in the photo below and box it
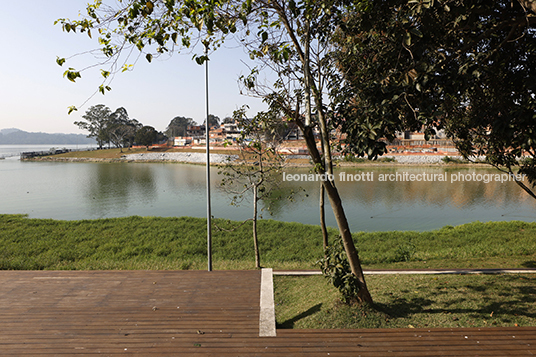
[23,152,490,167]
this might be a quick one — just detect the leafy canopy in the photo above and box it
[333,0,536,182]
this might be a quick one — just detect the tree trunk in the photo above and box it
[298,124,373,304]
[275,3,372,303]
[322,179,373,304]
[320,183,328,251]
[253,185,261,269]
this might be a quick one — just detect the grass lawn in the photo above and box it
[275,274,536,329]
[1,214,535,329]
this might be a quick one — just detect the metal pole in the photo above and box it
[205,43,213,272]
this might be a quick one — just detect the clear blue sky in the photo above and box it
[0,1,267,134]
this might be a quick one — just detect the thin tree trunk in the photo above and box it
[304,19,312,127]
[320,183,328,251]
[253,185,260,269]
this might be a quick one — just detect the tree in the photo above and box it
[123,118,143,149]
[230,0,374,303]
[75,104,112,149]
[204,114,220,129]
[56,0,374,303]
[333,0,536,197]
[155,130,168,145]
[135,126,158,149]
[166,116,196,138]
[75,105,142,151]
[219,109,287,269]
[107,107,140,152]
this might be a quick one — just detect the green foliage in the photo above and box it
[441,156,469,164]
[341,155,367,163]
[98,84,112,95]
[134,126,158,148]
[219,108,287,212]
[74,105,142,149]
[108,108,142,149]
[378,157,396,163]
[218,108,290,267]
[334,0,536,186]
[74,104,112,148]
[63,68,81,82]
[204,114,220,128]
[165,116,196,138]
[56,57,66,66]
[317,237,361,304]
[392,238,416,263]
[340,155,396,164]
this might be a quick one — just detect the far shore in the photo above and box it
[20,147,489,167]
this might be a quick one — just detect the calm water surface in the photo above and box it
[1,145,535,231]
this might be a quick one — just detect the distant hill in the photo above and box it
[0,129,96,145]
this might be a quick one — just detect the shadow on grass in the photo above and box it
[375,297,435,319]
[278,303,322,329]
[521,261,536,268]
[376,275,536,322]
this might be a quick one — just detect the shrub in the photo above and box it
[317,236,360,304]
[442,156,468,164]
[392,238,416,263]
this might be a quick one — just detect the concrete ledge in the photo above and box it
[274,270,322,276]
[259,268,276,337]
[273,268,536,276]
[365,268,536,275]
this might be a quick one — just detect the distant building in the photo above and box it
[222,122,241,140]
[186,125,205,138]
[396,127,447,140]
[174,137,192,146]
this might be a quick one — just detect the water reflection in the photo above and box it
[0,159,534,231]
[281,167,535,208]
[214,169,300,219]
[272,167,536,231]
[85,164,157,217]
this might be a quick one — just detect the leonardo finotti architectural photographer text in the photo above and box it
[282,171,527,184]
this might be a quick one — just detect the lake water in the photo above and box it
[1,145,535,232]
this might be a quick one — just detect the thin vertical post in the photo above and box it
[205,44,212,272]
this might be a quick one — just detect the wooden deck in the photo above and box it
[0,270,535,356]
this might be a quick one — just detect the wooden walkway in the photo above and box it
[0,270,535,356]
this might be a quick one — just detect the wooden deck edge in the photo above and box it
[259,268,277,337]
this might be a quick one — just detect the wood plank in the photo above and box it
[0,270,535,356]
